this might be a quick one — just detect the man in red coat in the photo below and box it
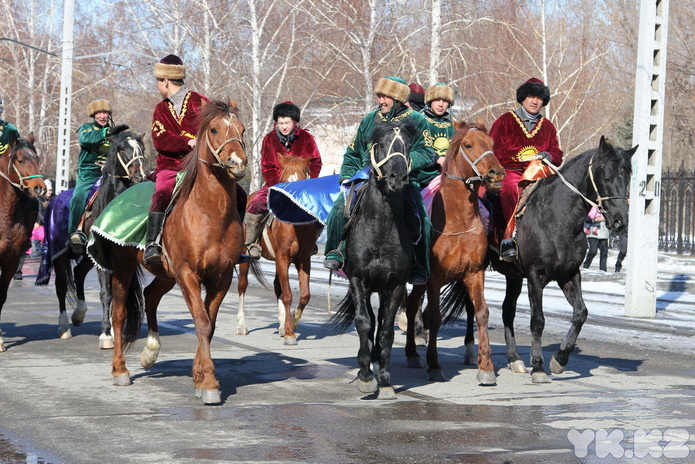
[245,101,322,259]
[145,54,210,265]
[489,77,563,261]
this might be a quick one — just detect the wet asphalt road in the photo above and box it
[0,256,693,464]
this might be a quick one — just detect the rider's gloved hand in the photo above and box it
[538,151,552,163]
[107,124,129,136]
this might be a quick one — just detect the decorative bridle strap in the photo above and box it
[369,127,411,180]
[200,114,245,171]
[108,138,146,181]
[444,129,495,189]
[0,155,44,191]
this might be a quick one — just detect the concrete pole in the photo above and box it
[55,0,74,193]
[625,0,670,318]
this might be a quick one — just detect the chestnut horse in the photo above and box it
[236,154,318,345]
[41,132,145,346]
[0,133,46,351]
[404,122,504,385]
[102,101,247,404]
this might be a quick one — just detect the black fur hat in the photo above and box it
[516,78,550,106]
[273,101,301,122]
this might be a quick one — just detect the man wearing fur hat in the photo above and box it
[68,99,129,252]
[489,77,563,261]
[323,76,434,285]
[0,97,21,157]
[412,83,457,188]
[144,54,210,265]
[244,101,323,259]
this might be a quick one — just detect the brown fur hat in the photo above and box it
[374,76,410,103]
[87,99,112,117]
[425,84,455,105]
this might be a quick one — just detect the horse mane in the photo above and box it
[279,153,311,181]
[369,119,417,145]
[441,121,488,173]
[177,100,239,199]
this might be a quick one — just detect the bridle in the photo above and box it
[0,146,44,191]
[369,126,411,180]
[443,128,496,189]
[108,137,146,181]
[200,113,245,172]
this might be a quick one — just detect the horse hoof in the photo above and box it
[357,378,378,394]
[531,371,552,384]
[397,311,408,332]
[427,370,447,382]
[550,356,566,374]
[140,348,159,369]
[407,357,424,369]
[113,373,131,386]
[59,328,72,339]
[235,327,248,336]
[477,370,497,386]
[99,334,114,350]
[377,386,397,400]
[71,301,88,327]
[509,360,528,373]
[283,336,298,346]
[0,341,5,352]
[196,388,222,405]
[414,335,428,347]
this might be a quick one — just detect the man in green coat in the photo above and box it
[0,98,21,157]
[68,99,129,252]
[323,76,434,285]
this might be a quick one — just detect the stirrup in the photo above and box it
[500,241,517,262]
[69,231,87,254]
[143,243,162,266]
[246,243,261,260]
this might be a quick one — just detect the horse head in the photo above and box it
[198,100,247,180]
[591,136,637,231]
[2,131,46,197]
[278,153,311,183]
[369,120,413,194]
[446,120,505,190]
[105,131,146,185]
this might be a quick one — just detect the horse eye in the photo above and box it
[211,128,218,134]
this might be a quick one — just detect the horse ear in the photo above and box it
[27,132,35,144]
[229,99,239,116]
[475,116,486,129]
[598,135,610,153]
[7,130,18,147]
[453,120,464,132]
[625,144,639,159]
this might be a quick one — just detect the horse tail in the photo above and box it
[122,266,145,347]
[440,280,470,326]
[249,260,271,290]
[328,291,356,333]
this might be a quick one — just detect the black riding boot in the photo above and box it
[144,212,165,266]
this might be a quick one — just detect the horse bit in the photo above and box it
[444,128,495,189]
[369,127,412,180]
[201,114,245,172]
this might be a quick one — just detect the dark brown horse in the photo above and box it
[106,101,247,404]
[236,154,317,345]
[0,133,46,351]
[404,122,504,385]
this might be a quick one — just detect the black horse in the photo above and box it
[42,132,145,346]
[330,120,417,400]
[444,136,637,383]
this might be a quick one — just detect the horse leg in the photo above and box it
[527,275,551,384]
[551,273,588,374]
[71,257,92,327]
[404,285,426,368]
[291,258,311,332]
[110,257,138,386]
[350,282,377,394]
[463,272,496,386]
[53,255,72,339]
[236,262,250,336]
[463,293,476,365]
[503,276,527,373]
[374,286,405,400]
[178,271,221,404]
[140,277,176,369]
[0,262,14,351]
[423,283,446,382]
[275,258,297,345]
[97,269,114,349]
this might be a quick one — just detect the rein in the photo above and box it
[444,128,495,189]
[0,150,44,191]
[369,127,411,180]
[200,114,245,172]
[541,155,628,213]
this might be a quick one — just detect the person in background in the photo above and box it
[406,83,426,112]
[68,99,129,253]
[31,179,54,257]
[583,206,610,272]
[0,97,21,157]
[244,101,322,259]
[614,227,628,273]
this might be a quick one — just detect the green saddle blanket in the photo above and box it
[87,181,154,271]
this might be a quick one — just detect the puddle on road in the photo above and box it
[0,431,55,464]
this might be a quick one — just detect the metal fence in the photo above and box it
[660,168,695,254]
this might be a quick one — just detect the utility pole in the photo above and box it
[625,0,670,318]
[55,0,74,193]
